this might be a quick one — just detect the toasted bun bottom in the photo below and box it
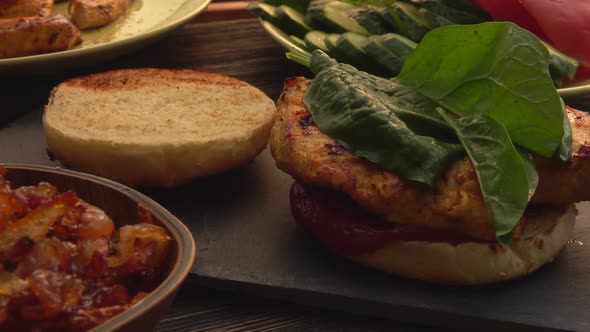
[43,69,276,187]
[349,204,576,285]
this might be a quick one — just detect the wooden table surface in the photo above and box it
[1,3,589,331]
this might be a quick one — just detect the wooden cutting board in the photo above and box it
[2,18,589,332]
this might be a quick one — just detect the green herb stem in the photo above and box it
[286,50,312,68]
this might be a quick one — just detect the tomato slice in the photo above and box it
[289,181,475,257]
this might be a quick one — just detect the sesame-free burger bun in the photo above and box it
[44,69,276,187]
[290,181,577,285]
[350,204,576,285]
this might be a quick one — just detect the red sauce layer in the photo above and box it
[290,181,478,256]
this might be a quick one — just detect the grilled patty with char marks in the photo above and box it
[0,14,82,59]
[68,0,132,29]
[0,0,53,18]
[270,77,590,241]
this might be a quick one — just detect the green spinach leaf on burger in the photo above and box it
[289,22,571,243]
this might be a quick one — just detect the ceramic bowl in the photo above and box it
[2,163,196,332]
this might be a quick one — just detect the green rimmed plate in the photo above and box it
[0,0,211,77]
[260,20,590,98]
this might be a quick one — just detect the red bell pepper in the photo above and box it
[469,0,590,82]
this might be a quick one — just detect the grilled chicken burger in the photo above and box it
[269,23,587,285]
[270,19,590,284]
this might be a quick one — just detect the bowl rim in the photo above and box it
[0,163,197,331]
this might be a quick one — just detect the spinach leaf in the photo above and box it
[518,149,538,201]
[557,99,573,161]
[396,22,572,161]
[304,53,463,185]
[544,41,579,87]
[309,48,338,74]
[438,109,538,243]
[309,50,449,137]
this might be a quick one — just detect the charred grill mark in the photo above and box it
[279,90,287,103]
[572,144,590,167]
[283,77,299,89]
[350,172,358,190]
[576,144,590,157]
[325,143,344,156]
[14,18,24,28]
[294,109,315,135]
[382,171,406,192]
[283,120,293,139]
[98,4,113,18]
[294,109,308,117]
[48,31,58,45]
[299,113,313,127]
[335,164,358,190]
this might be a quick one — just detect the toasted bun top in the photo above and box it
[45,68,275,146]
[43,69,276,187]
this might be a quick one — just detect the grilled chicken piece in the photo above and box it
[270,77,590,241]
[68,0,132,30]
[533,108,590,204]
[0,0,53,18]
[0,15,82,59]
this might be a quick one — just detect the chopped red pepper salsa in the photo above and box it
[290,181,477,257]
[0,167,170,331]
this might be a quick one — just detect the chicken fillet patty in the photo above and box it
[0,15,82,59]
[0,0,53,18]
[68,0,132,29]
[270,77,590,241]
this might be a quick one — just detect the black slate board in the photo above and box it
[2,108,589,332]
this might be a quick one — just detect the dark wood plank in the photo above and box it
[156,283,444,332]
